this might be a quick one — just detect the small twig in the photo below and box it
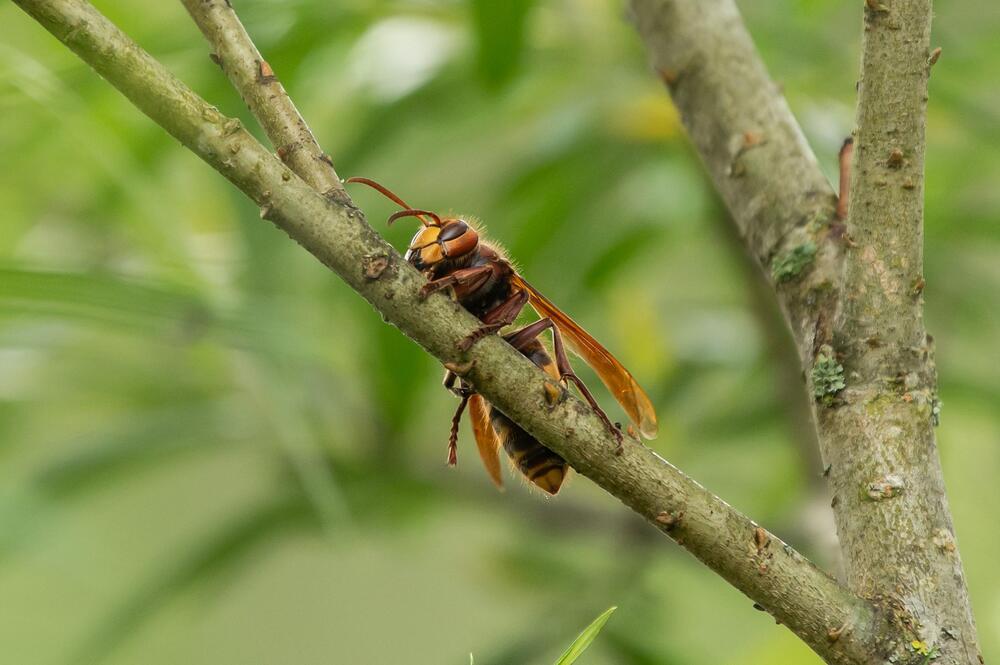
[836,137,854,220]
[180,0,344,198]
[864,0,889,14]
[927,47,942,67]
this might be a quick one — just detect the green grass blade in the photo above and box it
[552,606,617,665]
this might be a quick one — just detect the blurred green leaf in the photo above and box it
[35,401,231,497]
[0,267,212,337]
[582,224,663,291]
[553,606,617,665]
[601,629,681,665]
[69,491,315,665]
[469,0,535,88]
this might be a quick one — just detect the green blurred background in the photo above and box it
[1,1,997,663]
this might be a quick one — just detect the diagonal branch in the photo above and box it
[630,0,981,663]
[9,0,909,663]
[180,0,343,197]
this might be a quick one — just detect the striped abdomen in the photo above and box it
[490,338,567,494]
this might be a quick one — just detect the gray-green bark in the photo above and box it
[630,0,982,663]
[179,0,343,197]
[826,2,981,663]
[628,0,842,350]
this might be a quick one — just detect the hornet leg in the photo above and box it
[447,393,471,466]
[458,288,529,351]
[419,265,493,300]
[504,319,623,446]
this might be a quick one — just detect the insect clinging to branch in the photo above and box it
[346,177,658,494]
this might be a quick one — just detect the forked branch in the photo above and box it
[630,0,981,663]
[179,0,343,197]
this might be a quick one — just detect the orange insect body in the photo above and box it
[346,177,658,494]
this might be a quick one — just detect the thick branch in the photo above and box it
[629,0,846,403]
[827,2,981,663]
[630,0,981,663]
[12,1,900,662]
[179,0,343,197]
[629,0,839,286]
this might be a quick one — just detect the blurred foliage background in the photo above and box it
[1,0,998,663]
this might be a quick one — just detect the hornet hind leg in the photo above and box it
[443,369,475,466]
[503,319,623,447]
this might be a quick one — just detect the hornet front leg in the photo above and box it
[458,288,529,351]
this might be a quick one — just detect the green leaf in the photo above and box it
[582,225,663,291]
[469,0,535,88]
[553,606,617,665]
[0,267,211,335]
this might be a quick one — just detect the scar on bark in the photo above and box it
[257,59,277,84]
[827,623,849,642]
[657,67,679,86]
[753,526,773,573]
[754,526,770,553]
[277,142,302,164]
[361,254,390,280]
[443,360,475,375]
[655,511,682,530]
[836,137,854,220]
[887,148,904,169]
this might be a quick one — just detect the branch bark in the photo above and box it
[179,0,343,197]
[628,0,842,351]
[11,0,913,663]
[828,2,982,663]
[630,0,982,663]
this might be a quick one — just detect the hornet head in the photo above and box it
[345,176,480,272]
[394,212,480,271]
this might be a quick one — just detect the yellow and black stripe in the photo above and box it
[489,338,568,494]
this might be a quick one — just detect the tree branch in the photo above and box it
[9,0,910,662]
[179,0,343,197]
[828,2,982,663]
[628,0,842,353]
[630,0,981,663]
